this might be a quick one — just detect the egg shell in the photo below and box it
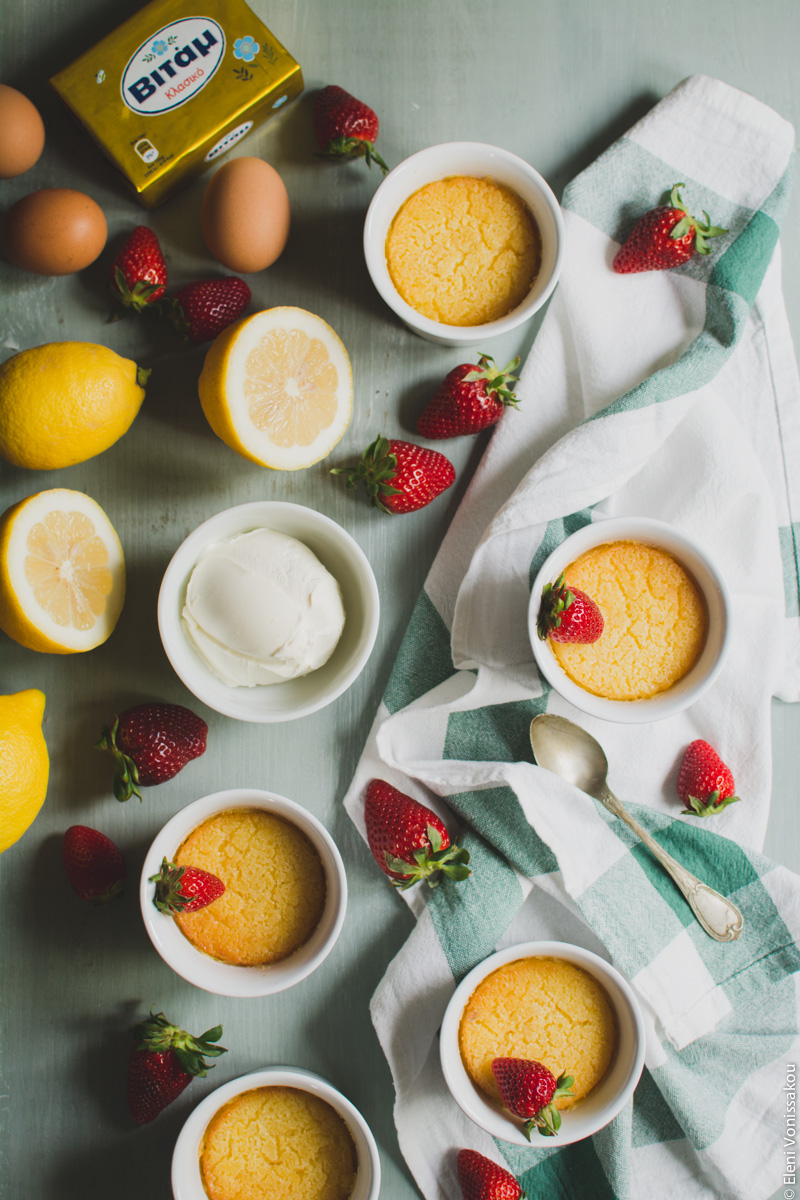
[201,157,290,274]
[0,86,45,179]
[1,188,107,275]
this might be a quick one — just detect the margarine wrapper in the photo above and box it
[51,0,303,208]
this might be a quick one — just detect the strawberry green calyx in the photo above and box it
[96,718,142,803]
[667,183,727,256]
[331,434,401,514]
[536,573,575,640]
[523,1072,574,1140]
[133,1011,226,1078]
[384,823,471,891]
[110,267,164,318]
[150,858,201,913]
[681,791,741,818]
[463,353,521,407]
[318,135,389,174]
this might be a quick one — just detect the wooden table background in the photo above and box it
[1,2,799,1198]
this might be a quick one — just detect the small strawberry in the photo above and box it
[613,183,727,274]
[457,1149,525,1200]
[96,703,208,803]
[150,857,225,915]
[126,1010,226,1124]
[332,434,455,514]
[417,354,520,439]
[167,277,251,343]
[364,778,470,889]
[110,226,167,316]
[313,85,389,174]
[537,573,604,643]
[491,1057,574,1139]
[677,739,740,817]
[63,825,126,903]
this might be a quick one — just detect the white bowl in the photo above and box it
[528,517,732,724]
[172,1066,381,1200]
[158,501,380,723]
[439,941,645,1147]
[140,788,347,997]
[363,141,564,346]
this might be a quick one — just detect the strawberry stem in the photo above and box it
[536,573,575,640]
[331,434,402,514]
[95,718,142,802]
[385,823,471,890]
[132,1011,226,1078]
[522,1072,574,1140]
[462,353,521,408]
[681,792,741,818]
[667,182,727,256]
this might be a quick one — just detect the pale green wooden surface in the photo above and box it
[1,3,799,1198]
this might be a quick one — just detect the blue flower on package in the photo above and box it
[233,36,260,63]
[151,39,168,56]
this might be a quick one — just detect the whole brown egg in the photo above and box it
[201,157,290,273]
[1,188,107,275]
[0,85,45,179]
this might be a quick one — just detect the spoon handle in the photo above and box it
[597,785,744,942]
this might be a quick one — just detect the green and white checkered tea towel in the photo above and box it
[345,76,800,1199]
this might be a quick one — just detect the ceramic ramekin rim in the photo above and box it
[157,500,380,723]
[363,140,565,344]
[171,1066,381,1200]
[527,515,733,724]
[439,939,646,1147]
[139,788,348,997]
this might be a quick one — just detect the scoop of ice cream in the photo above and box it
[182,528,346,687]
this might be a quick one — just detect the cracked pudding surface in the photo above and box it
[550,540,708,701]
[174,807,326,966]
[385,175,541,326]
[458,956,616,1109]
[200,1086,357,1200]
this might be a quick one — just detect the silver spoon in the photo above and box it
[529,714,744,942]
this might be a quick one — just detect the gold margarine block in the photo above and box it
[51,0,303,208]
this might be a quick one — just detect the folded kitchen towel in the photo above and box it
[344,76,800,1200]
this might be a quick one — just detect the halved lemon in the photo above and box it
[198,307,353,470]
[0,489,125,654]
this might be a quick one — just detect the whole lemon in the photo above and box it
[0,689,49,853]
[0,342,149,470]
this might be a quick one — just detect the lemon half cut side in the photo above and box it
[198,307,353,470]
[0,489,126,654]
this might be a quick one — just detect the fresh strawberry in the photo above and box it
[110,226,167,315]
[126,1010,226,1124]
[491,1057,574,1139]
[457,1149,525,1200]
[417,354,520,439]
[96,703,208,803]
[613,183,727,273]
[313,85,389,174]
[678,739,740,817]
[364,778,470,889]
[63,825,126,904]
[150,856,225,914]
[167,277,251,343]
[537,573,604,643]
[332,434,455,514]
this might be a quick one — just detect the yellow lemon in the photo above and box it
[0,341,148,470]
[0,689,49,853]
[198,307,352,470]
[0,489,125,654]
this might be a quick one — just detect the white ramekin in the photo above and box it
[528,516,732,724]
[363,141,564,346]
[439,940,645,1147]
[171,1067,380,1200]
[157,500,380,723]
[140,789,347,997]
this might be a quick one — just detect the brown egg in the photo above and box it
[0,85,45,179]
[1,188,107,275]
[201,157,290,273]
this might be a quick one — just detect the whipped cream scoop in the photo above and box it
[182,528,345,687]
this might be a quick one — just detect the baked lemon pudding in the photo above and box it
[550,541,708,701]
[459,956,616,1109]
[200,1086,357,1200]
[385,175,540,326]
[173,807,326,965]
